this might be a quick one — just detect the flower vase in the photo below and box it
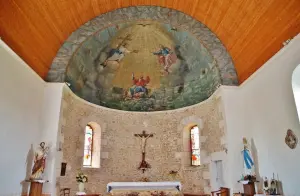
[78,182,85,192]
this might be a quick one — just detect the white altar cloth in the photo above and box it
[107,181,182,192]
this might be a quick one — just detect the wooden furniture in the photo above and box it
[26,180,48,196]
[29,181,43,196]
[211,187,230,196]
[60,188,70,196]
[233,194,243,196]
[243,182,255,196]
[76,194,100,196]
[240,194,281,196]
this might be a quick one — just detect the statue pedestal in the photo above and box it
[238,180,259,196]
[26,180,48,196]
[243,182,255,196]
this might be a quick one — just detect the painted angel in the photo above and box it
[102,43,138,66]
[153,45,177,73]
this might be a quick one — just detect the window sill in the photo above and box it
[82,166,100,170]
[182,165,203,171]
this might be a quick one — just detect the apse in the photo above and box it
[47,6,238,111]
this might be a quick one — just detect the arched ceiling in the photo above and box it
[48,7,237,111]
[0,0,299,83]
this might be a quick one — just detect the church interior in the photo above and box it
[1,1,300,196]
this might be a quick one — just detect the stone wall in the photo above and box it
[56,86,226,195]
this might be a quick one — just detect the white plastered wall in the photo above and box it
[40,83,64,195]
[221,33,300,195]
[0,40,64,196]
[0,40,45,195]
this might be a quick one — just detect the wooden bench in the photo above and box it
[211,187,230,196]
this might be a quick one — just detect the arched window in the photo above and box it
[191,125,200,166]
[292,64,300,122]
[82,122,101,168]
[83,125,93,166]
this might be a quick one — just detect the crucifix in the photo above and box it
[134,130,154,173]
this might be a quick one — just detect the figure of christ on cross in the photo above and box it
[134,130,154,173]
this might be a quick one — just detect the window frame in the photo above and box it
[190,125,201,166]
[83,124,94,167]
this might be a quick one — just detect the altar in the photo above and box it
[107,182,182,196]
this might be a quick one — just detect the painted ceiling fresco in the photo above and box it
[47,6,238,112]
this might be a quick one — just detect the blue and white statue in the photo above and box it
[242,137,254,176]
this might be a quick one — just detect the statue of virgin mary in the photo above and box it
[30,142,49,180]
[242,137,255,176]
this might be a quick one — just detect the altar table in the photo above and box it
[107,182,182,196]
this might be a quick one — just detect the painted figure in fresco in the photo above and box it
[153,45,177,74]
[102,43,138,66]
[104,43,129,64]
[30,142,49,180]
[127,72,150,99]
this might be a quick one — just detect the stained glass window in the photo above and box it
[191,126,200,166]
[83,125,93,166]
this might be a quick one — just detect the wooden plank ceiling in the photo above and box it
[0,0,299,83]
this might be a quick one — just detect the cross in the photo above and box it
[134,130,154,173]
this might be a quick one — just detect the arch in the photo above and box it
[83,122,101,168]
[47,6,238,112]
[48,6,237,85]
[179,116,203,167]
[292,64,300,122]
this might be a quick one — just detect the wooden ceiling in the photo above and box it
[0,0,299,83]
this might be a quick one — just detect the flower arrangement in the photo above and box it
[239,174,257,184]
[76,172,88,183]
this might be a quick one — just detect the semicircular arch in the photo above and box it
[48,6,238,112]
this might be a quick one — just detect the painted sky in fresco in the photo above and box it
[66,21,221,111]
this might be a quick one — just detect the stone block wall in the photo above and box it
[56,87,226,195]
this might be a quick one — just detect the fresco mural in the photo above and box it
[66,21,221,111]
[47,6,238,111]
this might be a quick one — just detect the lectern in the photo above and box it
[26,180,48,196]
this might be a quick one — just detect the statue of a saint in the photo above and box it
[30,142,49,180]
[242,138,254,176]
